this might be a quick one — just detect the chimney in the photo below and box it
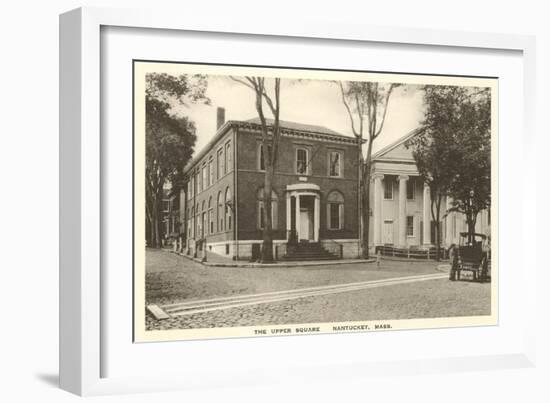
[216,107,225,130]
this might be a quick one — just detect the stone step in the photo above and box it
[281,255,338,261]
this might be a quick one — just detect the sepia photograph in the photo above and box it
[133,61,497,342]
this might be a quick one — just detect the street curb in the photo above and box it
[380,256,451,263]
[168,250,375,268]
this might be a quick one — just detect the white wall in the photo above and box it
[0,1,547,402]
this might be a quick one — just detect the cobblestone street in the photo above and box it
[145,249,491,331]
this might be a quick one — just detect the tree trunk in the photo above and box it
[431,193,443,261]
[261,164,275,262]
[361,139,374,259]
[149,194,163,248]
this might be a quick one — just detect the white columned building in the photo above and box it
[368,128,490,252]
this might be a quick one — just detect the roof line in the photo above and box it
[183,120,360,175]
[372,127,423,160]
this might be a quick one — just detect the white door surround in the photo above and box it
[286,183,320,243]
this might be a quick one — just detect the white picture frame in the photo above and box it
[59,6,537,396]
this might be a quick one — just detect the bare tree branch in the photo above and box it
[338,82,360,138]
[374,84,396,138]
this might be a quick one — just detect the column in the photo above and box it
[423,183,431,246]
[373,173,383,246]
[314,194,320,242]
[445,196,453,246]
[398,175,408,247]
[295,194,301,240]
[286,192,291,239]
[475,211,482,234]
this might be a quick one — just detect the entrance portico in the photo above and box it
[286,183,321,242]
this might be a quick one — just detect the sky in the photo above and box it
[170,75,426,155]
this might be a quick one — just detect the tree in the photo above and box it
[406,129,458,261]
[230,76,280,263]
[408,85,491,251]
[145,73,209,248]
[338,81,399,258]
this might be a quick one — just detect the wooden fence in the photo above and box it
[375,245,450,260]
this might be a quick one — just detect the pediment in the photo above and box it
[373,128,421,162]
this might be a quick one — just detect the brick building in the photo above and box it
[181,112,362,260]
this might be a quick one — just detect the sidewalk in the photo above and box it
[170,249,375,268]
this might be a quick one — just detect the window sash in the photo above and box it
[406,216,414,236]
[329,152,341,177]
[384,179,393,199]
[208,159,214,185]
[296,148,308,174]
[258,200,277,230]
[225,142,232,172]
[328,203,342,230]
[406,180,415,200]
[259,143,272,171]
[217,148,224,178]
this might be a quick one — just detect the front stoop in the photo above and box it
[282,242,339,261]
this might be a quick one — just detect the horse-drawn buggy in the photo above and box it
[449,232,491,282]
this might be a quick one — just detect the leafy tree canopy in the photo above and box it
[408,85,491,231]
[144,73,209,247]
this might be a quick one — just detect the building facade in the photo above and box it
[181,117,361,259]
[180,117,490,260]
[369,129,491,250]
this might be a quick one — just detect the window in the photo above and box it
[328,151,342,177]
[257,188,278,230]
[202,165,207,190]
[196,171,201,193]
[189,175,194,198]
[225,141,232,172]
[217,148,224,178]
[208,197,214,234]
[225,187,232,231]
[190,206,195,239]
[201,201,206,236]
[208,157,214,186]
[196,211,202,239]
[327,191,344,230]
[296,148,308,175]
[162,200,170,213]
[406,216,414,237]
[217,191,224,232]
[187,181,191,200]
[258,143,272,171]
[406,179,415,200]
[384,178,393,200]
[187,208,191,239]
